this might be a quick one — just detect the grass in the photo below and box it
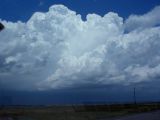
[0,102,160,120]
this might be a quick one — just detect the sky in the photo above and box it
[0,0,160,105]
[1,0,160,22]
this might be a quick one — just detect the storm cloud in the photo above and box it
[0,5,160,90]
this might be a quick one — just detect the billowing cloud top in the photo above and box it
[0,5,160,90]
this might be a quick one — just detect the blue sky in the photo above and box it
[1,0,160,21]
[1,0,160,105]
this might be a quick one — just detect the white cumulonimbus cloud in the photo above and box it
[0,5,160,90]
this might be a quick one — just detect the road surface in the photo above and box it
[110,110,160,120]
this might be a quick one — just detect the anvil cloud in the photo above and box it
[0,5,160,90]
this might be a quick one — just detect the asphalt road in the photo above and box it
[0,118,13,120]
[110,110,160,120]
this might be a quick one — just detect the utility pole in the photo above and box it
[133,87,137,105]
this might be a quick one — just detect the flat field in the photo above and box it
[0,103,160,120]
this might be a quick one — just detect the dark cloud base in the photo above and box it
[1,83,160,105]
